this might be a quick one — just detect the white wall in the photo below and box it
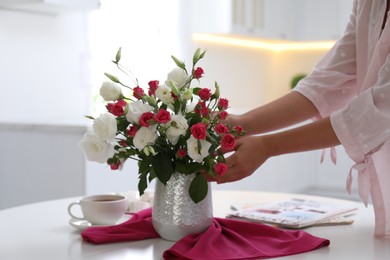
[0,10,91,123]
[0,10,92,209]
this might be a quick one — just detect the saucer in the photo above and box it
[69,215,131,230]
[68,219,108,230]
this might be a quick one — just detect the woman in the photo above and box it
[209,0,390,238]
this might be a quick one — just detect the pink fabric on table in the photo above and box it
[163,218,329,260]
[81,208,159,244]
[81,208,330,259]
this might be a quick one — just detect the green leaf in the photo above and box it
[84,115,95,120]
[117,117,130,131]
[173,99,181,114]
[138,170,148,196]
[176,162,202,174]
[192,87,201,95]
[152,152,174,185]
[149,167,156,182]
[138,158,152,175]
[189,173,208,203]
[197,139,202,154]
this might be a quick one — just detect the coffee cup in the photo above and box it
[67,194,127,225]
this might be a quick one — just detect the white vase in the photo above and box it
[152,172,213,241]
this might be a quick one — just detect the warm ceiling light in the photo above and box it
[192,33,335,52]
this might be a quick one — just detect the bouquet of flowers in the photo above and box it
[80,48,244,203]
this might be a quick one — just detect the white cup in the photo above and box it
[67,194,127,225]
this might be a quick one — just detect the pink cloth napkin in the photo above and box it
[81,208,330,259]
[81,208,159,244]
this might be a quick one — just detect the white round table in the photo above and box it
[0,191,389,260]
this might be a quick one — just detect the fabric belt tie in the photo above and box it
[346,157,371,207]
[345,144,383,207]
[320,147,337,164]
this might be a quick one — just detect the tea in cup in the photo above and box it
[67,194,127,225]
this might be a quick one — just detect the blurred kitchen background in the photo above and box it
[0,0,358,210]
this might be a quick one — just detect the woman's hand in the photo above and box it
[208,116,340,184]
[208,135,270,184]
[222,114,242,128]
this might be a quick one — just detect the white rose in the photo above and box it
[166,114,188,144]
[186,136,211,163]
[156,84,174,105]
[80,132,115,163]
[100,81,122,101]
[133,126,158,151]
[165,68,188,88]
[126,100,154,123]
[93,113,117,142]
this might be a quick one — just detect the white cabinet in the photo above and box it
[0,0,100,15]
[232,0,354,41]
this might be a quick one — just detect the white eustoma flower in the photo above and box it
[182,88,193,101]
[186,136,211,163]
[93,113,117,142]
[185,101,196,113]
[100,81,122,101]
[166,114,189,144]
[80,132,115,163]
[126,100,154,124]
[165,68,188,88]
[133,126,158,151]
[156,84,174,105]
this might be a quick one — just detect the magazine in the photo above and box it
[226,198,358,229]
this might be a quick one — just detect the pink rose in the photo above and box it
[139,112,155,127]
[221,133,235,151]
[148,80,159,96]
[110,162,120,170]
[133,86,145,99]
[195,101,209,117]
[119,140,128,147]
[171,92,179,100]
[218,98,229,110]
[198,88,211,101]
[233,125,244,135]
[177,148,187,158]
[194,67,204,79]
[116,99,127,107]
[219,111,228,120]
[214,162,228,176]
[215,123,229,135]
[155,109,171,123]
[191,122,207,140]
[106,99,127,116]
[106,103,123,116]
[127,125,138,137]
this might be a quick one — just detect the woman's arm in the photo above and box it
[227,91,319,135]
[212,116,340,184]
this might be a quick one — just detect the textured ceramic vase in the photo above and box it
[152,172,213,241]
